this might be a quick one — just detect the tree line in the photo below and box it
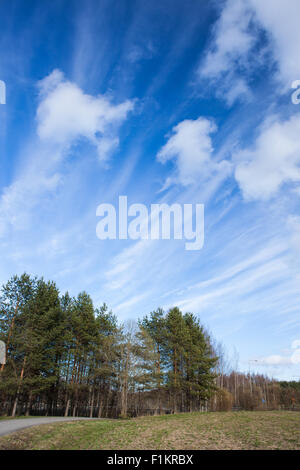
[211,342,300,411]
[0,274,217,417]
[0,274,299,417]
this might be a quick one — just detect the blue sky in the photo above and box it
[1,0,300,379]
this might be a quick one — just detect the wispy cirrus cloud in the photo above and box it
[0,69,134,237]
[1,0,300,381]
[0,144,62,236]
[250,0,300,86]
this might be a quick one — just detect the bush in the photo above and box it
[239,390,260,410]
[211,388,234,411]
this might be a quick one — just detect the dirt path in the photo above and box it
[0,417,100,437]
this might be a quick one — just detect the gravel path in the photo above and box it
[0,417,100,437]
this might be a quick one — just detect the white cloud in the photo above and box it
[198,0,256,104]
[0,70,134,237]
[292,340,300,350]
[157,117,231,187]
[113,293,147,314]
[234,114,300,200]
[188,241,286,292]
[199,0,300,102]
[225,79,252,107]
[250,0,300,86]
[198,0,300,201]
[126,42,155,64]
[173,256,287,314]
[286,215,300,278]
[257,340,300,366]
[200,0,255,79]
[288,216,300,252]
[105,239,151,291]
[260,355,291,366]
[0,145,62,236]
[37,69,134,162]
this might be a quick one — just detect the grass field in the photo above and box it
[0,411,299,450]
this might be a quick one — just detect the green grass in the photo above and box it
[0,411,299,450]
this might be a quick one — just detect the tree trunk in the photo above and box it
[11,356,26,417]
[64,397,70,417]
[89,387,94,418]
[25,390,33,416]
[120,345,129,417]
[98,395,104,418]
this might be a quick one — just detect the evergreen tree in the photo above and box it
[2,272,290,417]
[134,325,160,392]
[183,313,217,411]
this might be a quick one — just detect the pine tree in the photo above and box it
[183,313,217,411]
[140,308,166,411]
[164,307,188,412]
[92,304,119,417]
[67,292,96,417]
[11,278,64,416]
[134,325,160,392]
[0,274,36,375]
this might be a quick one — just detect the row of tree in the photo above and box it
[212,343,300,411]
[0,274,299,417]
[0,274,217,417]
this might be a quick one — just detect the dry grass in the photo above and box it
[0,411,299,450]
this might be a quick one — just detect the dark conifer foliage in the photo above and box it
[0,274,299,417]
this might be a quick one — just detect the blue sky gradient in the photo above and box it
[1,0,300,379]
